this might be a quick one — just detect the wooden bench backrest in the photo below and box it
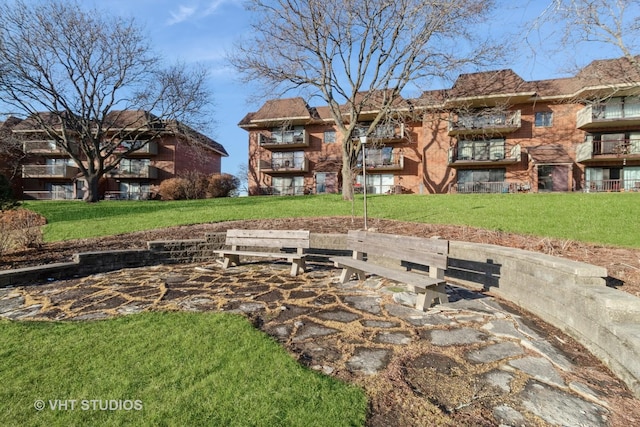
[226,229,310,249]
[346,230,448,269]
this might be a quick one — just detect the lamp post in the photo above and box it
[360,135,368,229]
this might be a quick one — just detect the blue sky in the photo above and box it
[43,1,640,176]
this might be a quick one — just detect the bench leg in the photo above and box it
[338,267,364,283]
[290,259,306,276]
[222,254,240,269]
[415,284,449,311]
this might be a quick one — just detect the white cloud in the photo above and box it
[167,5,197,25]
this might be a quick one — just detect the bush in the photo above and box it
[159,173,239,200]
[158,178,190,200]
[207,173,240,198]
[0,209,46,255]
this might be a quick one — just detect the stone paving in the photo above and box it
[1,260,639,426]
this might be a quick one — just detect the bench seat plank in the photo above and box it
[214,228,309,276]
[331,230,450,311]
[330,256,443,288]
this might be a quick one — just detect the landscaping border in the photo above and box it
[1,231,638,398]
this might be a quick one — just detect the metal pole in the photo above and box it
[360,136,368,230]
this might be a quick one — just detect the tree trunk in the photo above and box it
[341,142,354,201]
[83,173,101,203]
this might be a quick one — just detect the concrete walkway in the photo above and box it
[1,260,638,426]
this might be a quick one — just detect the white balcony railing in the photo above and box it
[584,179,640,192]
[21,164,79,179]
[577,102,640,128]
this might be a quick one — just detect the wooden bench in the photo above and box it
[214,229,310,276]
[330,230,449,311]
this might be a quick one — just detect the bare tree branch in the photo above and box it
[231,0,501,200]
[0,0,214,202]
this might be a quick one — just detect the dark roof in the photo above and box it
[12,110,227,156]
[448,69,531,98]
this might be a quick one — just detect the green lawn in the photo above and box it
[24,192,640,247]
[0,312,367,427]
[4,192,638,425]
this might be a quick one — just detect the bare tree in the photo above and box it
[231,0,501,200]
[0,0,213,202]
[540,0,640,74]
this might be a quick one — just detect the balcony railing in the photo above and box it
[584,179,640,192]
[23,140,76,155]
[448,144,521,165]
[259,131,309,148]
[449,111,521,135]
[104,191,152,200]
[353,124,406,142]
[260,157,309,174]
[357,152,404,171]
[112,165,158,179]
[258,185,307,196]
[112,140,158,156]
[577,102,640,129]
[22,190,76,200]
[449,181,531,194]
[21,164,80,179]
[576,139,640,162]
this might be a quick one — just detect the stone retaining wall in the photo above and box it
[0,231,638,397]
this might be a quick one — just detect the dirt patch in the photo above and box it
[2,216,638,298]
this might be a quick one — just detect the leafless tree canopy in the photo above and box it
[231,0,500,200]
[0,0,213,202]
[536,1,640,73]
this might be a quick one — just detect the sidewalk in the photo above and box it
[1,260,638,426]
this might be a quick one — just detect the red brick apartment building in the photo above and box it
[0,110,227,200]
[239,57,640,196]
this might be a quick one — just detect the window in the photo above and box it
[534,111,553,127]
[356,174,394,194]
[357,146,394,167]
[46,183,73,200]
[119,159,149,175]
[272,176,304,195]
[271,125,304,144]
[272,151,305,169]
[457,139,505,161]
[120,182,150,200]
[323,130,336,143]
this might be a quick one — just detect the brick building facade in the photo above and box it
[1,111,227,200]
[240,57,640,195]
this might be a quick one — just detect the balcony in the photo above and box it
[358,151,405,171]
[448,144,521,167]
[577,102,640,129]
[260,157,309,174]
[23,140,76,155]
[576,139,640,163]
[353,124,406,143]
[449,181,531,194]
[584,179,640,193]
[21,164,80,179]
[112,165,158,179]
[112,140,158,156]
[259,130,309,149]
[449,111,521,136]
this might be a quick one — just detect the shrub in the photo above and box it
[0,209,46,255]
[180,171,209,200]
[207,173,240,198]
[158,178,190,200]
